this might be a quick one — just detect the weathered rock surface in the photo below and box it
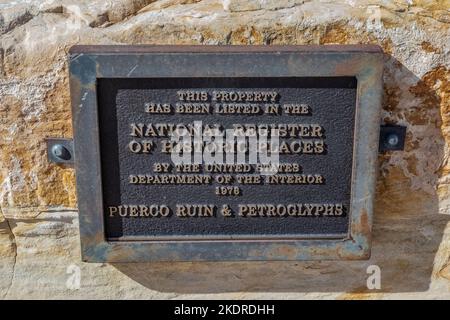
[0,0,449,299]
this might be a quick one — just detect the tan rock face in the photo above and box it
[0,0,449,299]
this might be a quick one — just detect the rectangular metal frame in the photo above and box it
[69,45,383,262]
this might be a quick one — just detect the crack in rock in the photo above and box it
[0,208,17,299]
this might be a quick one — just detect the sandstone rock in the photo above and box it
[139,0,202,12]
[0,3,34,35]
[222,0,306,12]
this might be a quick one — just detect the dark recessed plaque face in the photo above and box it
[69,45,383,262]
[98,77,357,240]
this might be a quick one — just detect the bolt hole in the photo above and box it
[51,144,72,161]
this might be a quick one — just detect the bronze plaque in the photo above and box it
[69,45,383,261]
[99,77,355,240]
